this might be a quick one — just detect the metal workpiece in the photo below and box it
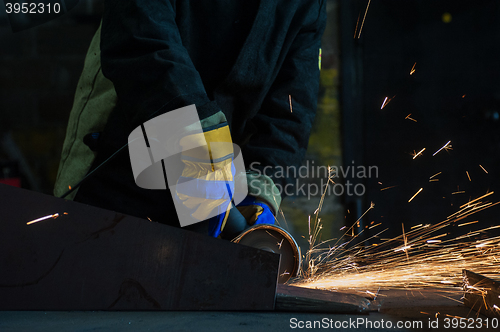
[0,184,279,311]
[463,269,500,318]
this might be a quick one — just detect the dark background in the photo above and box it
[341,0,500,241]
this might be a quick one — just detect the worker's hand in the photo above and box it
[219,195,276,240]
[235,195,275,225]
[174,122,235,236]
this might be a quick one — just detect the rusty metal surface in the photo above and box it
[463,269,500,318]
[0,184,279,311]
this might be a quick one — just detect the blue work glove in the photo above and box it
[214,195,276,239]
[235,195,275,225]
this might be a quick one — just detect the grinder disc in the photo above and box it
[232,224,301,284]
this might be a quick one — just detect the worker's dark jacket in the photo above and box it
[55,0,327,226]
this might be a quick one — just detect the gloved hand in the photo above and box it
[174,122,235,237]
[235,195,275,225]
[218,195,276,240]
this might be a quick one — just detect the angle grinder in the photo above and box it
[231,223,301,284]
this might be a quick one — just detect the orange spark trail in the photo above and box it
[413,148,425,159]
[433,141,451,156]
[410,62,416,75]
[27,213,59,225]
[354,13,360,38]
[357,0,371,39]
[408,188,423,202]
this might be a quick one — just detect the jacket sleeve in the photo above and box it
[242,0,327,200]
[100,0,220,125]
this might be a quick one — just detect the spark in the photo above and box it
[68,185,71,190]
[380,95,395,109]
[405,114,417,122]
[466,171,471,182]
[278,239,284,250]
[408,188,423,202]
[353,13,360,38]
[410,62,416,75]
[451,191,465,195]
[280,270,290,277]
[429,179,439,182]
[357,0,371,39]
[381,97,388,109]
[460,191,494,208]
[458,220,478,227]
[479,165,488,174]
[429,172,442,179]
[288,95,293,113]
[401,223,410,262]
[412,148,425,159]
[27,213,59,225]
[380,185,397,191]
[432,140,452,156]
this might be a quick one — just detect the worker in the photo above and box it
[54,0,327,238]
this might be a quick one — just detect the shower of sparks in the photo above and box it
[460,192,494,209]
[288,95,293,113]
[412,148,425,159]
[466,171,471,182]
[27,213,59,225]
[432,141,452,156]
[479,165,488,174]
[410,62,416,75]
[405,114,417,122]
[408,188,423,202]
[380,96,395,109]
[357,0,371,39]
[292,192,500,295]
